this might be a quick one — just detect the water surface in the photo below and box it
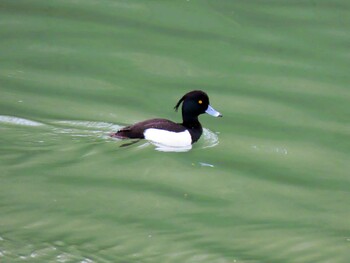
[1,0,349,262]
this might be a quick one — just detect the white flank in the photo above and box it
[144,128,192,147]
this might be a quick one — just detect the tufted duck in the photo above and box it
[111,90,222,147]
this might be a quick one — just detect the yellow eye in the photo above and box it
[198,100,202,104]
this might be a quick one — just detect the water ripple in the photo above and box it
[0,115,43,127]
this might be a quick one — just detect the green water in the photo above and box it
[1,0,349,262]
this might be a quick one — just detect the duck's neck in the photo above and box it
[182,115,201,129]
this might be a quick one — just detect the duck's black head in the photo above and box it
[174,90,222,125]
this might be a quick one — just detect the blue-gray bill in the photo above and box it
[205,105,222,117]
